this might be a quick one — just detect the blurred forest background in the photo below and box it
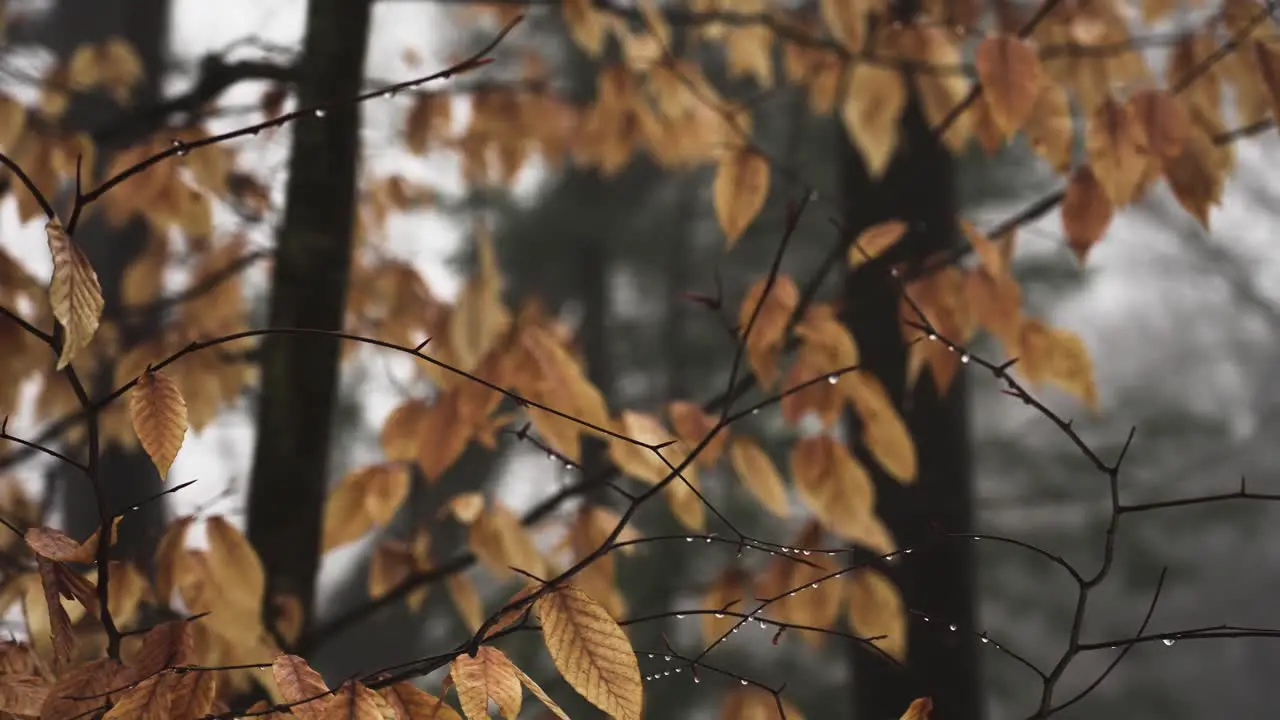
[2,0,1280,718]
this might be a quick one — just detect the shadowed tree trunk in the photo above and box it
[245,0,371,641]
[840,96,981,718]
[40,0,172,565]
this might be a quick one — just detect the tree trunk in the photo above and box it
[839,95,981,718]
[40,0,172,565]
[245,0,370,641]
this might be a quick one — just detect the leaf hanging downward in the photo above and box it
[450,646,522,720]
[535,583,643,720]
[712,146,770,248]
[378,682,463,720]
[128,369,188,479]
[974,34,1044,139]
[46,218,104,370]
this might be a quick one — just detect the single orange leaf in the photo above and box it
[713,146,770,248]
[46,218,104,370]
[535,583,643,720]
[128,369,188,479]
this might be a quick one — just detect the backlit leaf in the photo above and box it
[450,646,522,720]
[322,463,410,551]
[47,218,104,370]
[848,568,906,662]
[791,436,876,542]
[975,34,1044,139]
[727,437,790,519]
[713,146,770,248]
[535,583,643,719]
[128,368,188,479]
[1061,165,1114,264]
[847,220,907,268]
[379,682,464,720]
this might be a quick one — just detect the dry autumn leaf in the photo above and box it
[842,61,906,178]
[322,463,411,551]
[901,697,934,720]
[128,368,188,479]
[848,567,907,662]
[791,435,877,542]
[974,34,1044,139]
[535,583,643,720]
[450,646,523,720]
[713,146,770,248]
[379,682,464,720]
[727,437,791,518]
[1061,165,1114,264]
[46,218,105,370]
[847,374,917,484]
[847,219,908,267]
[271,654,333,720]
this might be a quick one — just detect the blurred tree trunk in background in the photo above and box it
[840,97,981,717]
[40,0,172,565]
[245,0,370,642]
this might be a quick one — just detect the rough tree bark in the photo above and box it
[245,0,371,641]
[38,0,172,564]
[840,98,981,718]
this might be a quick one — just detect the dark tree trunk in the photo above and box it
[40,0,172,565]
[245,0,370,641]
[839,95,981,717]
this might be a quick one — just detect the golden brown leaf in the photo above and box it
[450,646,522,720]
[380,398,430,462]
[667,400,725,466]
[701,567,747,645]
[40,657,134,720]
[791,436,876,542]
[727,437,791,519]
[535,583,643,720]
[0,673,46,716]
[900,697,934,720]
[322,463,410,551]
[1085,97,1148,206]
[737,274,800,388]
[167,670,218,720]
[1129,89,1189,160]
[46,218,105,370]
[128,369,188,479]
[447,573,484,633]
[848,568,906,662]
[974,34,1044,139]
[379,682,464,720]
[1163,124,1223,228]
[842,61,906,178]
[24,526,97,563]
[720,687,805,719]
[205,516,266,643]
[847,220,907,268]
[713,146,770,248]
[103,674,170,719]
[1061,165,1114,264]
[510,663,572,720]
[1017,319,1099,410]
[272,654,333,720]
[1023,82,1073,172]
[468,501,548,579]
[846,374,917,484]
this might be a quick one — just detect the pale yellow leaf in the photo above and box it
[535,583,643,720]
[46,218,104,370]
